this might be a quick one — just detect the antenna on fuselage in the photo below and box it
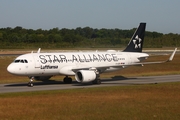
[37,48,41,53]
[31,48,41,54]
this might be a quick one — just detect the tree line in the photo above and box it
[0,26,179,49]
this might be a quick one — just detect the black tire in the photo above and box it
[92,79,101,84]
[63,77,72,84]
[28,82,33,87]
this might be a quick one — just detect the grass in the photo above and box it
[0,83,180,120]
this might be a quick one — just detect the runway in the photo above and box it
[0,74,180,93]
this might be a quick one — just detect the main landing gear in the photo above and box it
[63,76,72,84]
[92,79,101,84]
[92,74,101,84]
[28,77,34,87]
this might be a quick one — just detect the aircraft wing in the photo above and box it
[72,48,177,72]
[72,66,110,73]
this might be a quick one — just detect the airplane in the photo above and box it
[7,23,177,87]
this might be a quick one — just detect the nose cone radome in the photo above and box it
[7,63,20,75]
[7,64,15,74]
[7,63,28,76]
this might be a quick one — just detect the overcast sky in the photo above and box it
[1,0,180,34]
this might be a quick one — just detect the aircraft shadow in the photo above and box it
[4,80,77,87]
[72,76,137,86]
[103,76,136,81]
[4,76,137,87]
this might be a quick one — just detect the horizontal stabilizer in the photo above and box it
[137,48,177,65]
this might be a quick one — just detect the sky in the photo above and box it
[0,0,180,34]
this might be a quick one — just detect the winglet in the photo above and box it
[168,48,177,62]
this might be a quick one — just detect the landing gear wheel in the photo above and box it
[92,79,101,84]
[28,76,34,87]
[63,76,72,84]
[28,82,33,87]
[97,79,101,84]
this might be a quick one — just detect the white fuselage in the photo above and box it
[7,51,149,76]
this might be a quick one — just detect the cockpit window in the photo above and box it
[20,60,24,63]
[14,60,20,63]
[24,60,28,63]
[14,59,28,63]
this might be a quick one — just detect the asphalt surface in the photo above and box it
[0,75,180,93]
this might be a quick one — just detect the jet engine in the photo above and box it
[33,76,52,81]
[75,70,96,83]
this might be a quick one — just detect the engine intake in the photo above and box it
[75,70,96,83]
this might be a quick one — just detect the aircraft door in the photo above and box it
[33,55,41,68]
[33,55,46,75]
[127,54,132,64]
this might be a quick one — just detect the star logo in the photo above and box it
[133,35,142,49]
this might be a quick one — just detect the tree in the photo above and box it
[48,34,62,43]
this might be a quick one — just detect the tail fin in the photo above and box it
[123,23,146,52]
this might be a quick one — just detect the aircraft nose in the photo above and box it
[7,64,15,74]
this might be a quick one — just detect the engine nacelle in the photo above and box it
[75,70,96,83]
[33,76,52,81]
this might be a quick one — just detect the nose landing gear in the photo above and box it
[28,77,34,87]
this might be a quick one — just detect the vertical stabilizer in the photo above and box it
[123,23,146,52]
